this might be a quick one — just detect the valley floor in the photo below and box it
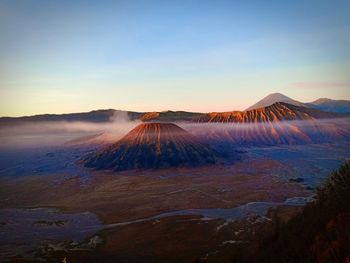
[0,142,349,262]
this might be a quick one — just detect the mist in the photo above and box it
[180,118,350,146]
[0,116,349,149]
[0,111,140,149]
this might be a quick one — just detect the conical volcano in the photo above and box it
[84,123,218,170]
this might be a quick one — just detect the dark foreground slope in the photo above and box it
[253,161,350,263]
[84,123,219,170]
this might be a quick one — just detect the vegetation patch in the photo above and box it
[253,161,350,263]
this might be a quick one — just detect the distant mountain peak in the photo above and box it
[266,92,287,97]
[312,98,332,104]
[246,93,304,111]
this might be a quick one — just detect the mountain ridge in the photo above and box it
[1,96,349,125]
[306,98,350,113]
[195,102,339,123]
[246,93,350,113]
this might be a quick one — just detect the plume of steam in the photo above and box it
[0,110,141,149]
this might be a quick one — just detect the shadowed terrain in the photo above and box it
[251,161,350,263]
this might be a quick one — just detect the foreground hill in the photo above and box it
[252,161,350,263]
[84,123,219,170]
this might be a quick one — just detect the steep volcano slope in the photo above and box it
[197,102,338,123]
[84,123,218,170]
[184,118,350,146]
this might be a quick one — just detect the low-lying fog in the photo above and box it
[183,118,350,146]
[0,111,141,149]
[1,117,349,149]
[0,117,349,186]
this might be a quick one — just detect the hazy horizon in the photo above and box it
[1,0,350,117]
[0,91,349,118]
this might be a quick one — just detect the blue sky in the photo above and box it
[0,0,349,116]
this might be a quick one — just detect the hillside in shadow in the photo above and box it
[252,161,350,263]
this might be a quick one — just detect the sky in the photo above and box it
[0,0,350,117]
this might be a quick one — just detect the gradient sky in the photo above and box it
[1,0,350,116]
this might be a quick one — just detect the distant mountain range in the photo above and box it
[1,93,349,125]
[196,102,338,123]
[0,109,143,123]
[137,102,338,123]
[305,98,350,113]
[246,92,350,113]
